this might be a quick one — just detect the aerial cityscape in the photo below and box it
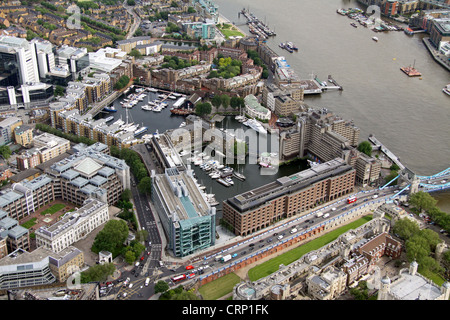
[0,0,448,308]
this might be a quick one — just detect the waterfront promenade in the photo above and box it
[422,37,450,72]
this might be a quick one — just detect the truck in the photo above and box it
[316,212,323,218]
[145,277,150,287]
[221,254,232,263]
[323,213,330,218]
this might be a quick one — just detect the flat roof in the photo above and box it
[227,158,353,213]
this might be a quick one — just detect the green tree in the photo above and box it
[195,102,212,116]
[409,191,438,213]
[80,263,115,283]
[384,171,399,185]
[392,218,420,240]
[211,95,222,108]
[0,145,12,160]
[54,85,65,97]
[155,280,170,293]
[124,250,136,264]
[92,220,129,257]
[121,189,132,202]
[357,141,372,156]
[220,94,230,109]
[137,176,152,195]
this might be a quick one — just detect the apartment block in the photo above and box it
[0,116,23,146]
[14,124,33,146]
[222,158,356,236]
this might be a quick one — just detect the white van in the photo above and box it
[316,212,323,218]
[145,277,150,287]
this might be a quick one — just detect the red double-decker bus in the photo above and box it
[171,274,187,283]
[347,196,357,204]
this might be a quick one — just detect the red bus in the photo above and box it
[347,196,357,204]
[171,274,186,283]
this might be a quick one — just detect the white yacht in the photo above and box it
[245,119,267,135]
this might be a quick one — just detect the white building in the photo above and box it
[35,198,109,253]
[0,35,39,84]
[244,94,271,120]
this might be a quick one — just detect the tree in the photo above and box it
[138,176,152,195]
[195,102,212,116]
[392,218,420,240]
[220,94,230,109]
[155,280,169,293]
[80,263,115,283]
[0,145,12,160]
[409,191,437,213]
[211,95,222,108]
[384,171,399,185]
[92,220,129,257]
[357,141,372,156]
[121,189,132,202]
[54,85,65,97]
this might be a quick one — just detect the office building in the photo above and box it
[46,147,130,206]
[222,158,356,236]
[0,209,30,253]
[0,248,56,290]
[0,143,129,220]
[35,198,108,253]
[0,35,39,86]
[151,167,216,257]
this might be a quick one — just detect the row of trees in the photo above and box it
[110,146,152,195]
[393,191,450,278]
[161,56,199,70]
[246,50,269,79]
[208,57,242,79]
[210,94,245,110]
[409,191,450,233]
[35,123,97,146]
[393,218,444,276]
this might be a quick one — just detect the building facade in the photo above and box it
[222,158,356,236]
[35,198,108,253]
[151,167,216,257]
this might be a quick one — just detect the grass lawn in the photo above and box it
[198,272,241,300]
[21,218,37,229]
[40,203,66,215]
[248,215,373,281]
[218,24,244,39]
